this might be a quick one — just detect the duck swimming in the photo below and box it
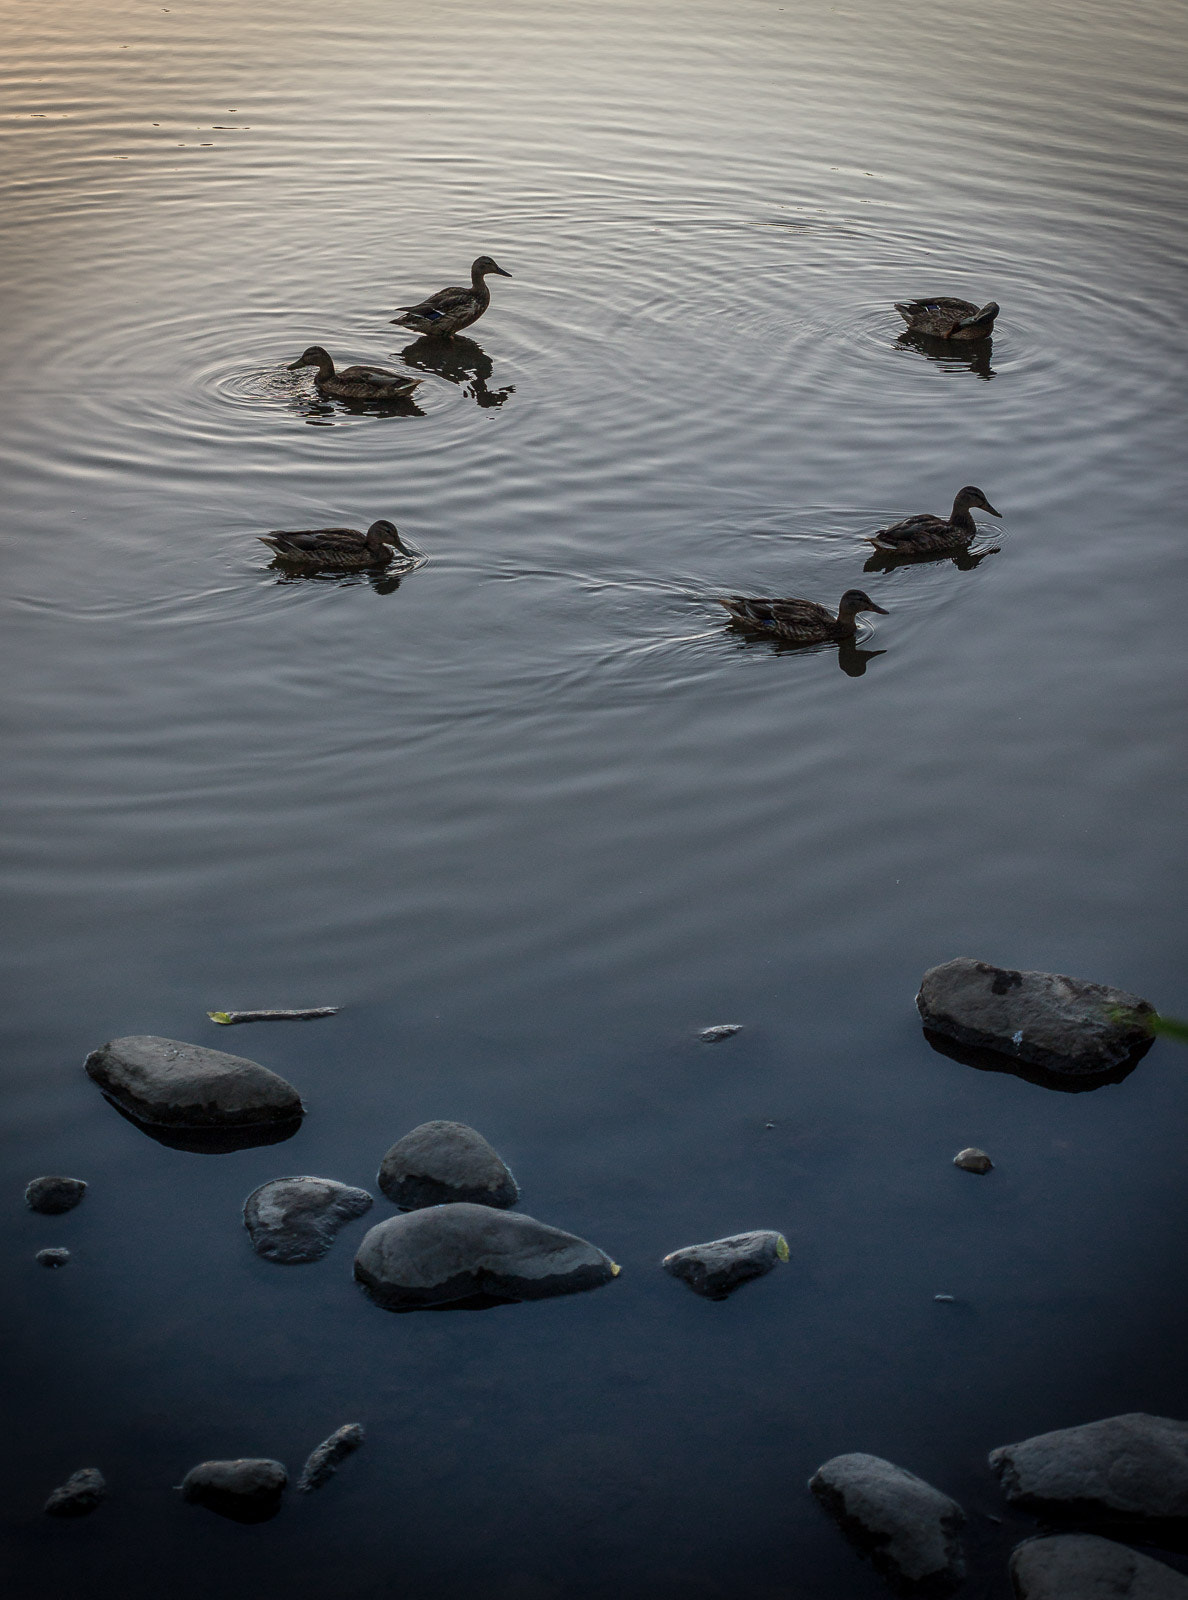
[895,298,999,340]
[864,486,1001,556]
[391,255,512,339]
[719,588,888,646]
[287,347,421,401]
[259,519,418,572]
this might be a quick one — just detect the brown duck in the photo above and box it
[719,588,888,645]
[287,347,421,401]
[391,255,512,338]
[864,486,1001,556]
[259,519,419,572]
[895,298,999,340]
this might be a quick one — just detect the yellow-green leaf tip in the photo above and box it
[776,1236,790,1262]
[207,1011,233,1024]
[611,1263,621,1276]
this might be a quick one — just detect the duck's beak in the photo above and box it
[867,601,890,615]
[491,264,512,278]
[982,500,1002,517]
[287,358,308,370]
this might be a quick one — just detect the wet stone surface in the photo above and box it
[180,1458,287,1521]
[662,1230,788,1298]
[84,1035,303,1136]
[36,1247,71,1268]
[1010,1534,1188,1598]
[809,1451,966,1596]
[377,1121,518,1211]
[44,1468,106,1517]
[25,1176,87,1214]
[953,1147,993,1174]
[698,1024,743,1043]
[298,1423,365,1492]
[243,1176,373,1264]
[990,1413,1188,1524]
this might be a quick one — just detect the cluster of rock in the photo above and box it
[810,1412,1188,1597]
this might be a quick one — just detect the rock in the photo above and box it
[36,1247,71,1268]
[354,1203,619,1310]
[44,1468,106,1516]
[990,1413,1188,1524]
[25,1176,87,1214]
[180,1458,287,1521]
[809,1452,966,1595]
[377,1121,518,1211]
[85,1035,303,1141]
[1010,1534,1188,1598]
[297,1424,365,1492]
[953,1147,993,1174]
[918,960,1154,1082]
[662,1230,788,1298]
[243,1177,373,1264]
[699,1024,743,1043]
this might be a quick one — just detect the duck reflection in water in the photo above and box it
[864,540,999,574]
[896,329,996,381]
[397,334,514,409]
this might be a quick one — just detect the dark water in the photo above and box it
[2,0,1187,1594]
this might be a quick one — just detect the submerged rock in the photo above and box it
[917,960,1154,1082]
[180,1458,287,1521]
[355,1203,618,1310]
[953,1147,993,1174]
[1011,1534,1188,1598]
[25,1176,87,1214]
[298,1423,365,1492]
[243,1177,372,1264]
[377,1121,518,1211]
[990,1413,1188,1524]
[809,1451,966,1595]
[662,1230,788,1298]
[36,1247,71,1268]
[699,1024,743,1043]
[85,1035,303,1141]
[44,1468,106,1517]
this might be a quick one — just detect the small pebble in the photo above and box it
[25,1176,87,1214]
[934,1293,955,1303]
[699,1024,743,1043]
[45,1468,106,1516]
[37,1248,71,1268]
[953,1147,993,1174]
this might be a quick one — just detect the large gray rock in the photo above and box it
[85,1036,303,1135]
[918,960,1154,1080]
[990,1413,1188,1523]
[662,1230,788,1298]
[1010,1535,1188,1598]
[298,1423,364,1492]
[354,1203,619,1310]
[180,1458,286,1521]
[377,1121,518,1211]
[243,1177,373,1264]
[44,1468,106,1517]
[809,1452,966,1595]
[26,1176,87,1214]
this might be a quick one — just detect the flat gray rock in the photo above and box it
[953,1147,993,1174]
[699,1024,743,1043]
[85,1035,303,1133]
[298,1423,365,1492]
[44,1468,106,1517]
[990,1413,1188,1523]
[180,1458,287,1521]
[26,1176,87,1214]
[809,1451,966,1594]
[354,1203,619,1310]
[36,1247,71,1267]
[918,959,1154,1080]
[662,1230,788,1298]
[377,1121,518,1210]
[1011,1534,1188,1598]
[243,1177,373,1264]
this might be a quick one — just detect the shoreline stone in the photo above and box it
[662,1230,788,1299]
[990,1414,1188,1524]
[180,1458,286,1521]
[917,960,1154,1082]
[298,1424,365,1492]
[243,1177,373,1264]
[44,1468,106,1517]
[377,1121,518,1211]
[809,1452,966,1595]
[953,1148,993,1174]
[85,1035,303,1136]
[355,1203,619,1310]
[37,1247,71,1268]
[26,1176,87,1214]
[1011,1534,1188,1597]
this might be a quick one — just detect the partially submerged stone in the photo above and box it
[662,1230,788,1299]
[36,1247,70,1268]
[699,1024,743,1043]
[354,1203,619,1310]
[26,1176,87,1214]
[85,1035,303,1144]
[918,960,1154,1084]
[1011,1534,1188,1598]
[180,1458,287,1521]
[243,1177,372,1264]
[953,1147,993,1174]
[298,1423,364,1492]
[44,1468,106,1517]
[990,1413,1188,1525]
[377,1121,518,1211]
[809,1452,966,1595]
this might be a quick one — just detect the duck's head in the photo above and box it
[839,588,889,617]
[955,485,1001,517]
[366,519,415,556]
[289,345,332,371]
[958,301,999,329]
[473,255,512,279]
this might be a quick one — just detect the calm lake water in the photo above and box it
[2,0,1187,1594]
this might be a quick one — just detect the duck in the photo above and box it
[719,588,888,645]
[391,255,512,338]
[895,298,999,340]
[864,486,1001,556]
[287,347,421,401]
[259,519,419,572]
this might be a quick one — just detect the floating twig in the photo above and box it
[207,1007,339,1025]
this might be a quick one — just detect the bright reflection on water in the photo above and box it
[2,0,1187,1594]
